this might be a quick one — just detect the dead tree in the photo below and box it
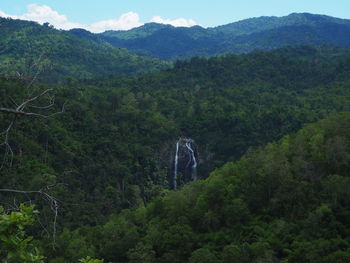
[0,64,66,168]
[0,186,60,244]
[0,59,65,246]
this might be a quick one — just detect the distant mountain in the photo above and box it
[98,24,221,59]
[102,23,173,40]
[212,12,350,35]
[2,13,350,78]
[98,13,350,60]
[0,18,169,83]
[99,23,214,59]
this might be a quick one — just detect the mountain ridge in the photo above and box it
[0,17,169,83]
[2,12,350,63]
[94,12,350,59]
[211,12,350,34]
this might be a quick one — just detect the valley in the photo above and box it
[1,11,350,263]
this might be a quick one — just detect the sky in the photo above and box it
[1,0,350,33]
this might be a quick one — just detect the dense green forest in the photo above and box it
[44,113,350,263]
[1,16,350,263]
[98,13,350,59]
[0,18,168,83]
[2,113,350,262]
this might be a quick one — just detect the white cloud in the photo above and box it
[151,16,198,27]
[0,4,83,30]
[0,10,11,18]
[0,4,198,33]
[0,10,18,20]
[88,12,143,33]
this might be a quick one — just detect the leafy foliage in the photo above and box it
[0,205,45,263]
[47,113,350,263]
[0,18,169,83]
[78,256,104,263]
[2,46,350,230]
[2,28,350,262]
[99,13,350,60]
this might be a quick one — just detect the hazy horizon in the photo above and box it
[1,0,350,33]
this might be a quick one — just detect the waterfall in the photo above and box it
[172,138,198,189]
[173,140,180,189]
[185,141,197,181]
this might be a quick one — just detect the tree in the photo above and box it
[78,256,104,263]
[0,205,45,263]
[0,79,65,168]
[188,248,219,263]
[0,204,105,263]
[127,242,155,263]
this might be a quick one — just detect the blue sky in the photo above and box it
[1,0,350,32]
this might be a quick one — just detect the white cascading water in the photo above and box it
[185,141,197,181]
[173,140,180,189]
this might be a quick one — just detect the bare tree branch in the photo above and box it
[0,186,61,246]
[0,77,66,168]
[9,96,18,107]
[0,117,16,169]
[16,88,53,110]
[0,102,66,118]
[0,54,63,247]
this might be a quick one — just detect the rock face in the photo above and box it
[172,138,198,189]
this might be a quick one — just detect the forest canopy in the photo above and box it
[1,16,350,262]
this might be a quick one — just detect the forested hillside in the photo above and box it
[1,15,350,262]
[44,113,350,263]
[0,18,169,83]
[98,13,350,59]
[1,46,350,229]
